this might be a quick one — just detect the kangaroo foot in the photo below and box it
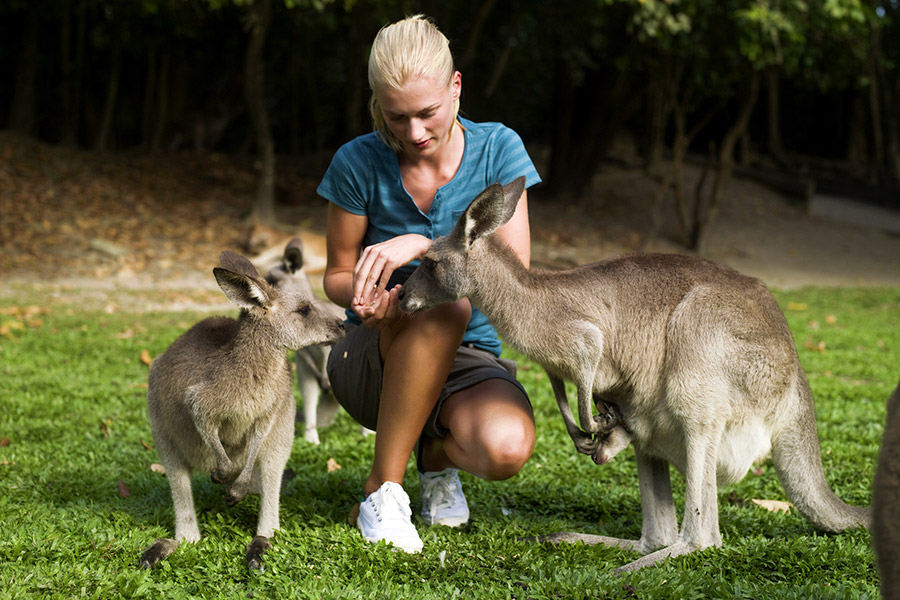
[139,538,179,569]
[246,535,271,570]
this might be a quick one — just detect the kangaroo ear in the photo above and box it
[215,251,274,309]
[219,250,262,279]
[459,176,526,247]
[214,267,275,310]
[283,237,305,273]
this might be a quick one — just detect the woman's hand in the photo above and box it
[352,234,431,308]
[352,284,405,328]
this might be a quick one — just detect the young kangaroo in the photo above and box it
[140,250,344,570]
[399,177,870,572]
[263,237,349,445]
[873,379,900,598]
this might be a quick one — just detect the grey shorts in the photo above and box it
[326,323,529,439]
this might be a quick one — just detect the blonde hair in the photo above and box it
[368,14,459,152]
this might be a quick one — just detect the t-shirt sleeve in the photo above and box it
[492,126,542,190]
[316,141,368,216]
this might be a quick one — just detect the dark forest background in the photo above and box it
[2,0,898,251]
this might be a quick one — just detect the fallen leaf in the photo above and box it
[752,498,793,514]
[787,302,808,311]
[99,420,110,438]
[118,479,131,498]
[804,339,826,353]
[140,349,153,366]
[0,437,9,447]
[140,439,153,451]
[327,458,341,473]
[150,463,166,475]
[825,314,837,324]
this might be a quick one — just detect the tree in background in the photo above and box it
[0,0,897,241]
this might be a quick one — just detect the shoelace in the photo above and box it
[369,482,412,521]
[421,473,458,514]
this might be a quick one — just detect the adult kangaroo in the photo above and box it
[398,177,870,572]
[873,379,900,598]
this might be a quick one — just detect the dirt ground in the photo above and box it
[2,131,898,311]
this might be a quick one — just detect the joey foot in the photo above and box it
[246,535,271,570]
[139,538,179,569]
[225,479,250,507]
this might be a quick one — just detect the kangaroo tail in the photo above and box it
[771,372,870,532]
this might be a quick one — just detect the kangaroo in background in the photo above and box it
[263,237,373,444]
[399,177,870,572]
[140,250,344,570]
[873,379,900,599]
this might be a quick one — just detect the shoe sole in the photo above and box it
[422,515,469,527]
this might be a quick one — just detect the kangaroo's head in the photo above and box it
[264,237,316,298]
[215,249,344,350]
[399,177,525,313]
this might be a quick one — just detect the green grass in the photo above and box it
[1,286,897,599]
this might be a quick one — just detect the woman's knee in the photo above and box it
[479,416,536,480]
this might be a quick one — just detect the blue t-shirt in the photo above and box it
[317,117,541,356]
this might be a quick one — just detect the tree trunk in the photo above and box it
[60,2,87,147]
[141,49,158,150]
[8,6,40,135]
[867,27,885,176]
[456,0,498,72]
[244,0,277,225]
[59,0,76,146]
[545,58,575,197]
[871,22,899,183]
[341,9,365,142]
[150,52,170,154]
[846,92,868,175]
[690,71,760,253]
[766,68,788,166]
[95,40,121,152]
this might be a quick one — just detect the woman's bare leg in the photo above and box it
[420,378,535,480]
[363,299,471,497]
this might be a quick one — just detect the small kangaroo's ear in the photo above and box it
[214,267,275,310]
[215,251,274,310]
[459,176,526,247]
[283,237,305,273]
[219,250,262,279]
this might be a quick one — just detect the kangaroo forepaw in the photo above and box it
[211,465,234,484]
[572,432,600,456]
[139,538,179,569]
[246,535,271,570]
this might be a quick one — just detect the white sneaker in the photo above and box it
[420,468,470,527]
[356,481,423,553]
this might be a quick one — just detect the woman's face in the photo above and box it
[376,71,461,157]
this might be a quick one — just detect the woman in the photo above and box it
[319,14,541,553]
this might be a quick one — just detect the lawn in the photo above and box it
[1,284,897,599]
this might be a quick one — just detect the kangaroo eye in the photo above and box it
[297,305,311,317]
[421,258,437,270]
